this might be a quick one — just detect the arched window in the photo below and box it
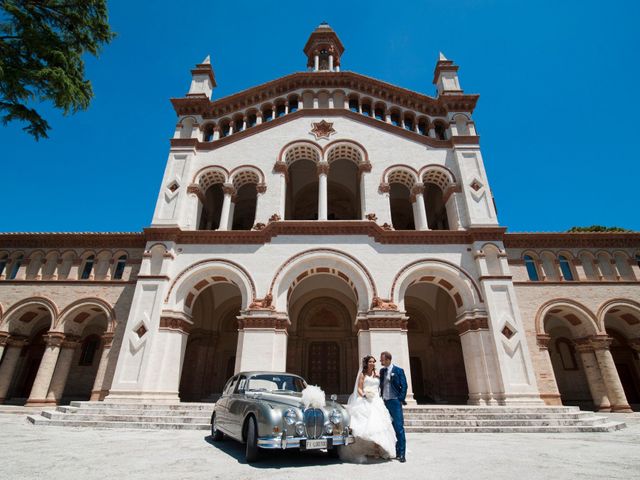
[348,99,359,113]
[262,107,273,122]
[275,104,286,118]
[79,335,100,366]
[558,255,574,281]
[203,124,215,142]
[555,338,578,370]
[0,254,7,277]
[390,112,400,127]
[220,120,230,137]
[113,255,127,280]
[417,119,428,135]
[434,121,447,140]
[374,107,385,121]
[524,255,539,281]
[361,103,372,116]
[234,118,244,133]
[403,116,414,131]
[80,255,95,280]
[8,254,23,280]
[289,97,299,113]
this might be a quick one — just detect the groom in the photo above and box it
[379,351,407,463]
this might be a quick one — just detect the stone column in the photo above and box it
[534,334,563,405]
[356,310,416,405]
[90,333,115,401]
[235,311,289,372]
[411,184,428,230]
[443,184,464,230]
[45,336,80,404]
[274,161,288,220]
[0,336,28,403]
[317,163,329,220]
[329,54,334,71]
[26,332,65,406]
[314,53,319,71]
[217,184,235,231]
[590,335,632,412]
[227,194,236,230]
[456,316,500,405]
[573,338,611,411]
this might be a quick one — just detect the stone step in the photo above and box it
[27,416,210,430]
[403,417,609,427]
[404,423,626,433]
[402,406,581,413]
[68,401,214,411]
[55,405,214,416]
[402,412,594,420]
[41,411,211,423]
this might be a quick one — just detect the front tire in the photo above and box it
[211,414,224,441]
[245,417,260,463]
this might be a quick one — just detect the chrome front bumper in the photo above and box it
[257,434,355,450]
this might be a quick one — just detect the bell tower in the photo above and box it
[303,22,344,72]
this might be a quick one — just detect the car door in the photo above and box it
[216,375,237,434]
[227,374,247,440]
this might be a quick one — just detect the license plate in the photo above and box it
[304,439,327,450]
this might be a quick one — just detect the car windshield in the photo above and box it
[246,374,306,393]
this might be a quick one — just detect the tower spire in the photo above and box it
[303,23,344,72]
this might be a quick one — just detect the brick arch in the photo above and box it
[535,298,601,338]
[597,298,640,336]
[323,139,369,166]
[269,248,376,313]
[192,165,230,189]
[229,165,265,189]
[165,259,256,315]
[1,296,58,333]
[391,259,483,313]
[279,140,322,167]
[56,298,117,333]
[382,164,419,190]
[419,164,456,190]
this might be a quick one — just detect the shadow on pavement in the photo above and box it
[203,435,385,468]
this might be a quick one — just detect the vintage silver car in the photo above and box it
[210,371,354,462]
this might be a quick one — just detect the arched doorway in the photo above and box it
[286,159,318,220]
[405,282,468,404]
[327,159,360,220]
[179,282,241,401]
[12,326,48,401]
[286,273,359,398]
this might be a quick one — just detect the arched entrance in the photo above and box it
[405,282,468,404]
[286,273,359,397]
[178,282,241,401]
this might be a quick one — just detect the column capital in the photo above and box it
[378,182,390,194]
[0,331,9,347]
[411,184,425,196]
[101,332,115,348]
[357,313,408,331]
[358,162,372,174]
[273,161,288,175]
[222,183,236,196]
[572,337,595,352]
[237,311,290,330]
[589,335,613,350]
[44,332,66,348]
[455,316,489,335]
[7,335,29,348]
[61,335,81,349]
[536,334,551,350]
[316,162,330,176]
[159,315,193,334]
[256,183,267,194]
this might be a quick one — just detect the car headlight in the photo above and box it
[324,422,333,435]
[295,421,305,436]
[329,409,342,425]
[284,408,297,426]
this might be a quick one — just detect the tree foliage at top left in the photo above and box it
[0,0,115,139]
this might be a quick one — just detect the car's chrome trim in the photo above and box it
[257,434,355,449]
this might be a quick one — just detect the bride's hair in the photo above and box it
[361,355,375,375]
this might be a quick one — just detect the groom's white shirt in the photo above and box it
[382,363,396,400]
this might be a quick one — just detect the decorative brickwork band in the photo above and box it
[0,332,9,347]
[536,334,551,350]
[357,317,408,330]
[238,317,288,330]
[44,332,66,347]
[159,317,192,334]
[101,332,115,348]
[456,317,489,335]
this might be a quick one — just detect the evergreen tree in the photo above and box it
[0,0,115,139]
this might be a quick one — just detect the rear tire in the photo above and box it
[245,417,260,463]
[211,414,224,441]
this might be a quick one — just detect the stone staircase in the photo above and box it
[25,401,626,432]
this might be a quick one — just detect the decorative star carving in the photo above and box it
[310,120,336,140]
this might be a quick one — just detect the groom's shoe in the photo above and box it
[397,456,406,463]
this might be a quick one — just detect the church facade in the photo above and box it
[0,24,638,412]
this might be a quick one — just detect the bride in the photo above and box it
[340,355,397,463]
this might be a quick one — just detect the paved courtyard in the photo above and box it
[1,412,639,480]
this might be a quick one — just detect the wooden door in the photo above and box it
[307,341,340,395]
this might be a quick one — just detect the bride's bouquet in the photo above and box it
[363,386,377,400]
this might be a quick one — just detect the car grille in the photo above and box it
[303,408,324,439]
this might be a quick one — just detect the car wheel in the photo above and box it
[211,414,224,441]
[245,417,260,463]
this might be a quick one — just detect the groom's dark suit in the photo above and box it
[379,365,407,458]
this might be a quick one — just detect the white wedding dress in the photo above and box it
[339,373,397,463]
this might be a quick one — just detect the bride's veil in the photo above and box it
[347,370,362,407]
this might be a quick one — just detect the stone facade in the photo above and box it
[0,24,638,410]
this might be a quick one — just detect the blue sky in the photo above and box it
[1,0,638,233]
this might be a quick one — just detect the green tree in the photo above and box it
[568,225,630,232]
[0,0,115,140]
